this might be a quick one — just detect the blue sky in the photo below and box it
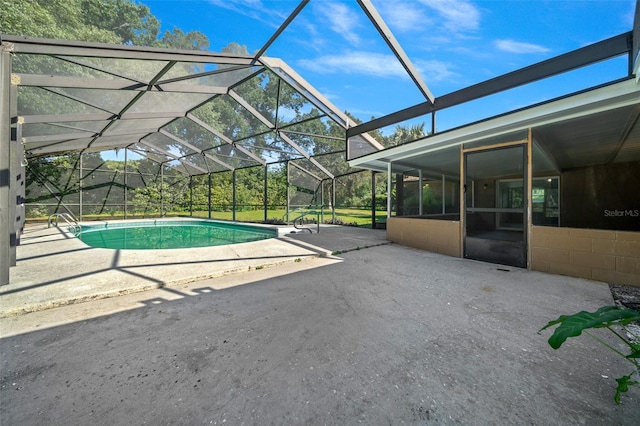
[144,0,636,133]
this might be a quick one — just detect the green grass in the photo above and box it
[29,208,387,228]
[189,208,386,227]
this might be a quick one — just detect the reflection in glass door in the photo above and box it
[464,144,527,268]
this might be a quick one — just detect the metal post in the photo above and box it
[9,82,20,266]
[431,111,436,135]
[286,161,290,223]
[395,173,404,216]
[232,169,236,222]
[321,180,325,223]
[1,43,13,284]
[123,148,128,220]
[160,166,164,217]
[387,163,392,218]
[371,171,376,229]
[263,165,268,222]
[14,120,24,248]
[189,176,193,217]
[527,128,533,268]
[331,178,336,224]
[79,154,83,220]
[208,173,212,219]
[418,169,423,216]
[442,174,446,215]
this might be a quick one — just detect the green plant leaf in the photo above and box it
[614,374,640,405]
[539,306,640,349]
[627,343,640,359]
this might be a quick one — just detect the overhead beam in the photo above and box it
[138,140,208,175]
[22,131,96,144]
[84,61,177,152]
[185,113,266,165]
[4,35,255,65]
[23,124,182,145]
[260,57,350,128]
[56,55,147,85]
[280,129,344,141]
[156,65,256,85]
[41,87,117,115]
[349,79,640,171]
[20,111,184,124]
[159,129,234,171]
[357,0,434,104]
[278,132,335,179]
[437,32,632,109]
[15,74,228,95]
[228,89,274,130]
[228,90,335,178]
[347,31,632,138]
[254,0,310,59]
[289,160,324,182]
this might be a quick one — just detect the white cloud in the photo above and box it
[297,51,457,83]
[375,0,431,33]
[415,59,457,82]
[298,52,406,78]
[494,39,550,54]
[417,0,480,33]
[316,2,362,46]
[206,0,289,27]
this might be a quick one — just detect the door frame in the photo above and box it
[459,131,532,268]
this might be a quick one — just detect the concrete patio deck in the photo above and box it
[1,222,388,317]
[1,223,639,424]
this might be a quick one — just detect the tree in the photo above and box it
[80,0,160,46]
[161,27,209,51]
[385,123,428,147]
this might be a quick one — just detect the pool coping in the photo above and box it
[75,217,299,237]
[75,218,280,250]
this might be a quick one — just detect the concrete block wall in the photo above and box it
[387,217,461,258]
[531,226,640,287]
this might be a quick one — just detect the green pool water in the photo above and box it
[76,220,277,250]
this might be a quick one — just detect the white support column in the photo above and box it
[387,162,392,218]
[527,128,533,269]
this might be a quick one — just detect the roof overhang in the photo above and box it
[348,78,640,173]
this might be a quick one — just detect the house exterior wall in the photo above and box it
[387,217,461,258]
[531,226,640,287]
[386,219,639,287]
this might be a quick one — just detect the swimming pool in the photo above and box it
[75,220,277,250]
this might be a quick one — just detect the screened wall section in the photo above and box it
[8,37,388,229]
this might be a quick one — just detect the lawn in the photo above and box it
[190,208,386,227]
[30,208,387,228]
